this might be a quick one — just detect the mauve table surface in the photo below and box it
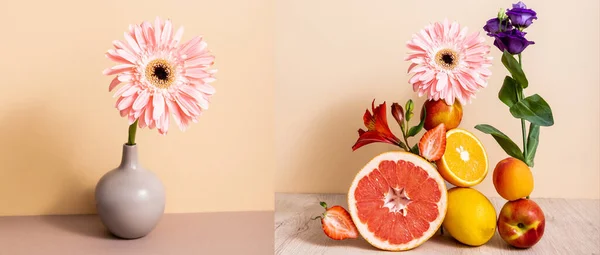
[0,211,274,255]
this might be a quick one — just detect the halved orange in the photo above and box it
[436,129,488,187]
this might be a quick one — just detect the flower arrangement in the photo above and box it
[96,17,216,239]
[312,3,549,250]
[476,1,553,168]
[476,2,549,248]
[315,20,499,251]
[352,20,492,156]
[103,17,216,142]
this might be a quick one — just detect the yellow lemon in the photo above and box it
[443,187,496,246]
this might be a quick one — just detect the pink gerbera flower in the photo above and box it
[104,17,216,134]
[406,20,492,105]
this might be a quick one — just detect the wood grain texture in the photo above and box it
[275,193,600,255]
[0,211,274,255]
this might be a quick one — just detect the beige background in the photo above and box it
[0,0,274,216]
[275,0,600,199]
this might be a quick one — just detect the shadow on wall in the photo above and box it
[0,103,96,216]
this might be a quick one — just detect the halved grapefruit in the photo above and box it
[348,151,448,251]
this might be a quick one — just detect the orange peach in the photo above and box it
[421,99,463,130]
[493,157,534,201]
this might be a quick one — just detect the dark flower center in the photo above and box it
[154,66,169,81]
[435,49,459,70]
[146,59,175,88]
[442,54,454,65]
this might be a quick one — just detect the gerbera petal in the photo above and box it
[407,42,426,53]
[419,69,435,82]
[184,55,215,68]
[158,105,170,134]
[435,72,448,92]
[407,63,418,73]
[179,36,202,56]
[405,53,427,61]
[477,67,492,77]
[409,65,428,74]
[458,26,469,40]
[177,94,202,115]
[121,85,140,97]
[128,113,137,125]
[132,90,150,111]
[113,83,133,98]
[109,76,121,92]
[123,32,141,55]
[138,109,148,128]
[153,92,165,120]
[103,64,135,76]
[185,68,210,79]
[144,99,153,126]
[184,40,209,57]
[117,95,137,111]
[409,73,422,85]
[115,49,139,64]
[161,19,173,48]
[190,80,216,95]
[171,26,184,48]
[174,96,191,116]
[154,17,163,48]
[179,85,203,101]
[119,108,130,117]
[117,73,134,82]
[166,99,190,131]
[106,50,131,64]
[456,72,478,91]
[141,21,155,47]
[112,40,135,55]
[418,28,434,47]
[134,25,147,52]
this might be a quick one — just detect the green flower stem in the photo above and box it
[401,122,412,152]
[517,54,528,158]
[127,120,138,146]
[518,89,528,157]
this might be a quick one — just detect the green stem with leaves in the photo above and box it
[476,50,553,168]
[127,120,138,146]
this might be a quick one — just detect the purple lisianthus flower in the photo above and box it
[506,1,537,28]
[492,29,535,54]
[483,18,513,36]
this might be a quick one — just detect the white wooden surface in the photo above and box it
[275,193,600,255]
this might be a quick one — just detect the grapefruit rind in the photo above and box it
[348,151,448,251]
[436,129,489,187]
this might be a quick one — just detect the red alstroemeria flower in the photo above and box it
[352,100,403,151]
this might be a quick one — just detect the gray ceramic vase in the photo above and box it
[95,144,165,239]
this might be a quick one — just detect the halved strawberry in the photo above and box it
[315,202,358,240]
[418,123,446,161]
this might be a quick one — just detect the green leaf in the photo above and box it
[475,124,525,162]
[407,108,425,137]
[509,94,554,126]
[501,51,528,88]
[410,143,419,155]
[498,76,520,107]
[525,123,540,167]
